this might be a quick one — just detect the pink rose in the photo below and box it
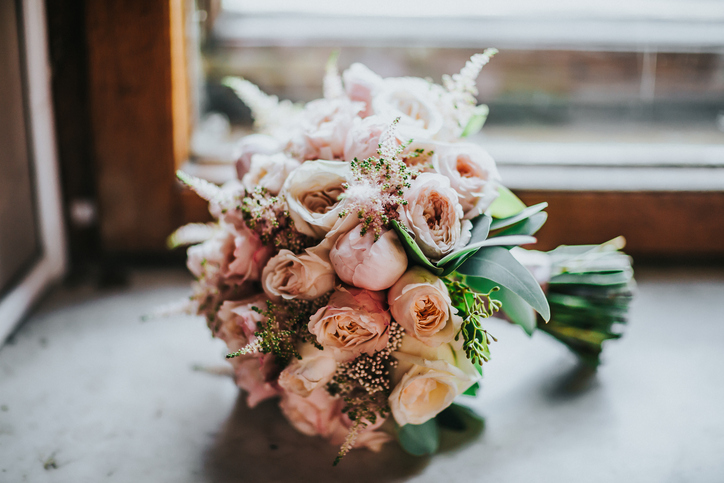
[232,356,280,408]
[235,134,282,179]
[331,412,392,452]
[261,247,336,301]
[343,116,387,161]
[387,266,461,347]
[329,225,407,291]
[278,343,338,397]
[226,225,275,283]
[241,152,300,195]
[400,172,472,261]
[343,63,383,118]
[186,229,235,279]
[308,286,390,361]
[432,142,501,219]
[215,294,267,352]
[286,98,362,161]
[279,387,344,437]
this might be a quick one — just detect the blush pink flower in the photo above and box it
[261,247,336,302]
[235,133,282,179]
[343,116,387,162]
[215,294,267,352]
[226,224,275,283]
[342,63,383,118]
[308,286,391,361]
[232,356,280,408]
[329,225,407,291]
[279,387,344,438]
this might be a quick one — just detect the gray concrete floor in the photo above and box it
[1,266,723,483]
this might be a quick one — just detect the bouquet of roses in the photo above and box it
[169,50,635,463]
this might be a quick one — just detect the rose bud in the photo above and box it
[329,225,408,291]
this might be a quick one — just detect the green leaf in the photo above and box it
[550,271,633,286]
[490,202,548,231]
[466,277,537,335]
[436,403,484,431]
[458,246,551,321]
[437,235,536,266]
[392,220,442,275]
[461,105,489,137]
[488,185,526,219]
[495,211,548,238]
[462,381,480,397]
[397,419,440,456]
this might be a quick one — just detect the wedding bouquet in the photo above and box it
[169,50,634,463]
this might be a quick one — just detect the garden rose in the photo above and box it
[400,172,472,261]
[261,247,336,301]
[308,286,390,361]
[343,63,383,118]
[343,116,387,161]
[329,225,408,291]
[389,336,479,426]
[372,78,445,140]
[330,412,392,452]
[226,224,275,282]
[388,266,461,346]
[286,98,362,161]
[235,133,282,179]
[186,228,234,279]
[279,387,343,438]
[232,357,280,408]
[281,160,351,238]
[241,152,300,195]
[278,343,338,397]
[215,294,267,352]
[432,142,501,219]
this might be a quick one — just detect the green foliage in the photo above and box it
[397,419,440,456]
[489,202,548,231]
[488,185,527,219]
[435,403,485,432]
[460,104,489,137]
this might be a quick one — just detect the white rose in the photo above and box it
[372,78,446,140]
[432,142,501,219]
[235,133,282,179]
[389,336,479,426]
[282,160,351,238]
[261,247,336,301]
[343,63,383,118]
[387,266,462,347]
[343,116,388,162]
[241,152,300,195]
[278,343,338,397]
[286,98,362,161]
[400,172,472,261]
[329,225,408,291]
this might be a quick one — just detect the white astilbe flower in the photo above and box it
[443,49,498,104]
[377,117,404,161]
[222,76,300,133]
[323,51,344,99]
[167,222,219,249]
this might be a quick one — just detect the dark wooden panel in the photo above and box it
[0,0,41,293]
[85,0,189,253]
[516,191,724,258]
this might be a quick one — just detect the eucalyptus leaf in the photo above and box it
[490,202,548,231]
[437,235,536,266]
[436,403,484,432]
[397,419,440,456]
[466,277,537,335]
[458,246,551,321]
[392,220,442,274]
[550,271,632,286]
[461,105,489,137]
[462,381,480,397]
[469,214,492,244]
[488,185,527,219]
[495,212,548,238]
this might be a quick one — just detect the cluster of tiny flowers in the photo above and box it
[241,187,315,253]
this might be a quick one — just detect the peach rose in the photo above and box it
[343,116,387,161]
[389,336,479,426]
[308,286,390,361]
[232,356,280,408]
[282,160,351,238]
[371,77,445,140]
[278,343,338,397]
[279,387,344,438]
[261,247,336,302]
[329,225,407,291]
[400,172,472,261]
[286,98,362,161]
[387,266,462,347]
[432,142,501,219]
[215,294,267,352]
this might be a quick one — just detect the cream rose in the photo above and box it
[308,286,390,361]
[329,225,408,291]
[343,116,387,161]
[388,266,461,347]
[400,172,472,261]
[432,142,501,219]
[389,336,479,426]
[286,98,362,161]
[235,133,282,179]
[343,63,383,118]
[261,247,336,301]
[281,160,351,238]
[278,343,338,397]
[372,78,445,140]
[279,387,343,437]
[241,152,300,195]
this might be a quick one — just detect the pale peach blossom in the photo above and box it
[308,286,390,361]
[343,116,387,161]
[278,343,338,397]
[226,224,275,283]
[241,152,300,195]
[329,225,407,291]
[235,133,282,179]
[279,387,344,437]
[261,248,336,301]
[215,294,267,352]
[343,63,383,118]
[232,357,280,408]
